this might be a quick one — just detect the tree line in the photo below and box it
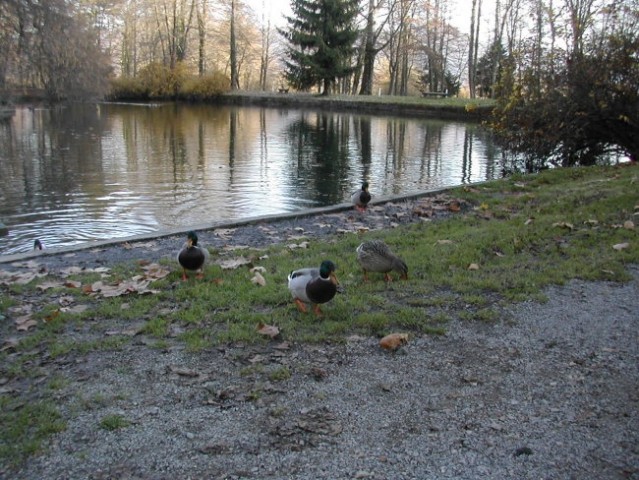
[0,0,637,168]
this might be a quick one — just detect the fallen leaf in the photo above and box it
[37,280,65,291]
[141,263,171,280]
[468,263,480,270]
[251,271,267,286]
[60,304,90,314]
[44,310,61,323]
[217,257,252,270]
[167,366,199,377]
[257,322,280,339]
[436,239,454,245]
[287,241,309,249]
[1,338,19,352]
[613,242,630,251]
[624,220,635,230]
[250,266,266,273]
[524,218,534,225]
[553,222,574,230]
[379,333,409,351]
[15,315,38,331]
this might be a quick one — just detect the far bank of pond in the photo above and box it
[217,92,495,122]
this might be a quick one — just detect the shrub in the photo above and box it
[108,76,148,100]
[180,72,231,100]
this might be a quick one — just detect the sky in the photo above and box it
[248,0,498,39]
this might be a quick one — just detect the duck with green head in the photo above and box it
[356,240,408,282]
[287,260,339,316]
[351,182,371,212]
[177,231,210,281]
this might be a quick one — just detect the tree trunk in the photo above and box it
[230,0,239,90]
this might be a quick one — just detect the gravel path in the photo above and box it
[2,198,638,479]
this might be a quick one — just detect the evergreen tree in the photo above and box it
[279,0,360,95]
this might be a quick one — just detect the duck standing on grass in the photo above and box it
[356,240,408,282]
[351,182,371,212]
[288,260,339,316]
[177,231,209,281]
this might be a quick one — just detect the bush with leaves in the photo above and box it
[180,72,231,100]
[490,27,639,172]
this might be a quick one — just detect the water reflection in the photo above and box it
[0,103,503,255]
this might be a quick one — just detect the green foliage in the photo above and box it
[99,414,130,431]
[0,399,66,468]
[279,0,360,94]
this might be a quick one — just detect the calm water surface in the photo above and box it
[0,103,503,255]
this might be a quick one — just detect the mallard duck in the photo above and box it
[351,182,371,212]
[33,239,43,250]
[356,240,408,282]
[177,231,209,281]
[287,260,339,316]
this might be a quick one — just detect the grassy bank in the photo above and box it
[219,91,495,121]
[0,164,637,467]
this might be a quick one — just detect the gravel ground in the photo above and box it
[2,198,638,480]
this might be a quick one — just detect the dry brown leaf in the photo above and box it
[436,239,454,245]
[168,366,199,377]
[624,220,635,230]
[379,333,409,351]
[613,242,630,251]
[1,337,19,352]
[15,315,38,331]
[60,304,90,314]
[217,257,252,270]
[257,322,280,339]
[0,271,43,286]
[37,280,65,291]
[251,272,267,286]
[468,263,480,270]
[44,310,61,323]
[287,241,309,249]
[141,263,171,280]
[553,222,574,230]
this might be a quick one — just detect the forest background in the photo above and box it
[0,0,637,169]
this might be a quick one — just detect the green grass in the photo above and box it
[99,414,130,431]
[0,163,637,470]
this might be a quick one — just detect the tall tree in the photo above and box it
[258,5,272,90]
[230,0,240,89]
[279,0,360,95]
[154,0,196,69]
[467,0,482,98]
[358,0,395,95]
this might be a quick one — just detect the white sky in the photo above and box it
[248,0,498,40]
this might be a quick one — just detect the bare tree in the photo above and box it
[467,0,482,98]
[229,0,239,89]
[359,0,396,95]
[154,0,196,69]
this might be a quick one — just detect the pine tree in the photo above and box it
[279,0,360,95]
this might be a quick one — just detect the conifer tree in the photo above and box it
[279,0,360,95]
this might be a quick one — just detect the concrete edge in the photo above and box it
[0,185,460,264]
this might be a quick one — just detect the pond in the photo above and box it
[0,102,504,255]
